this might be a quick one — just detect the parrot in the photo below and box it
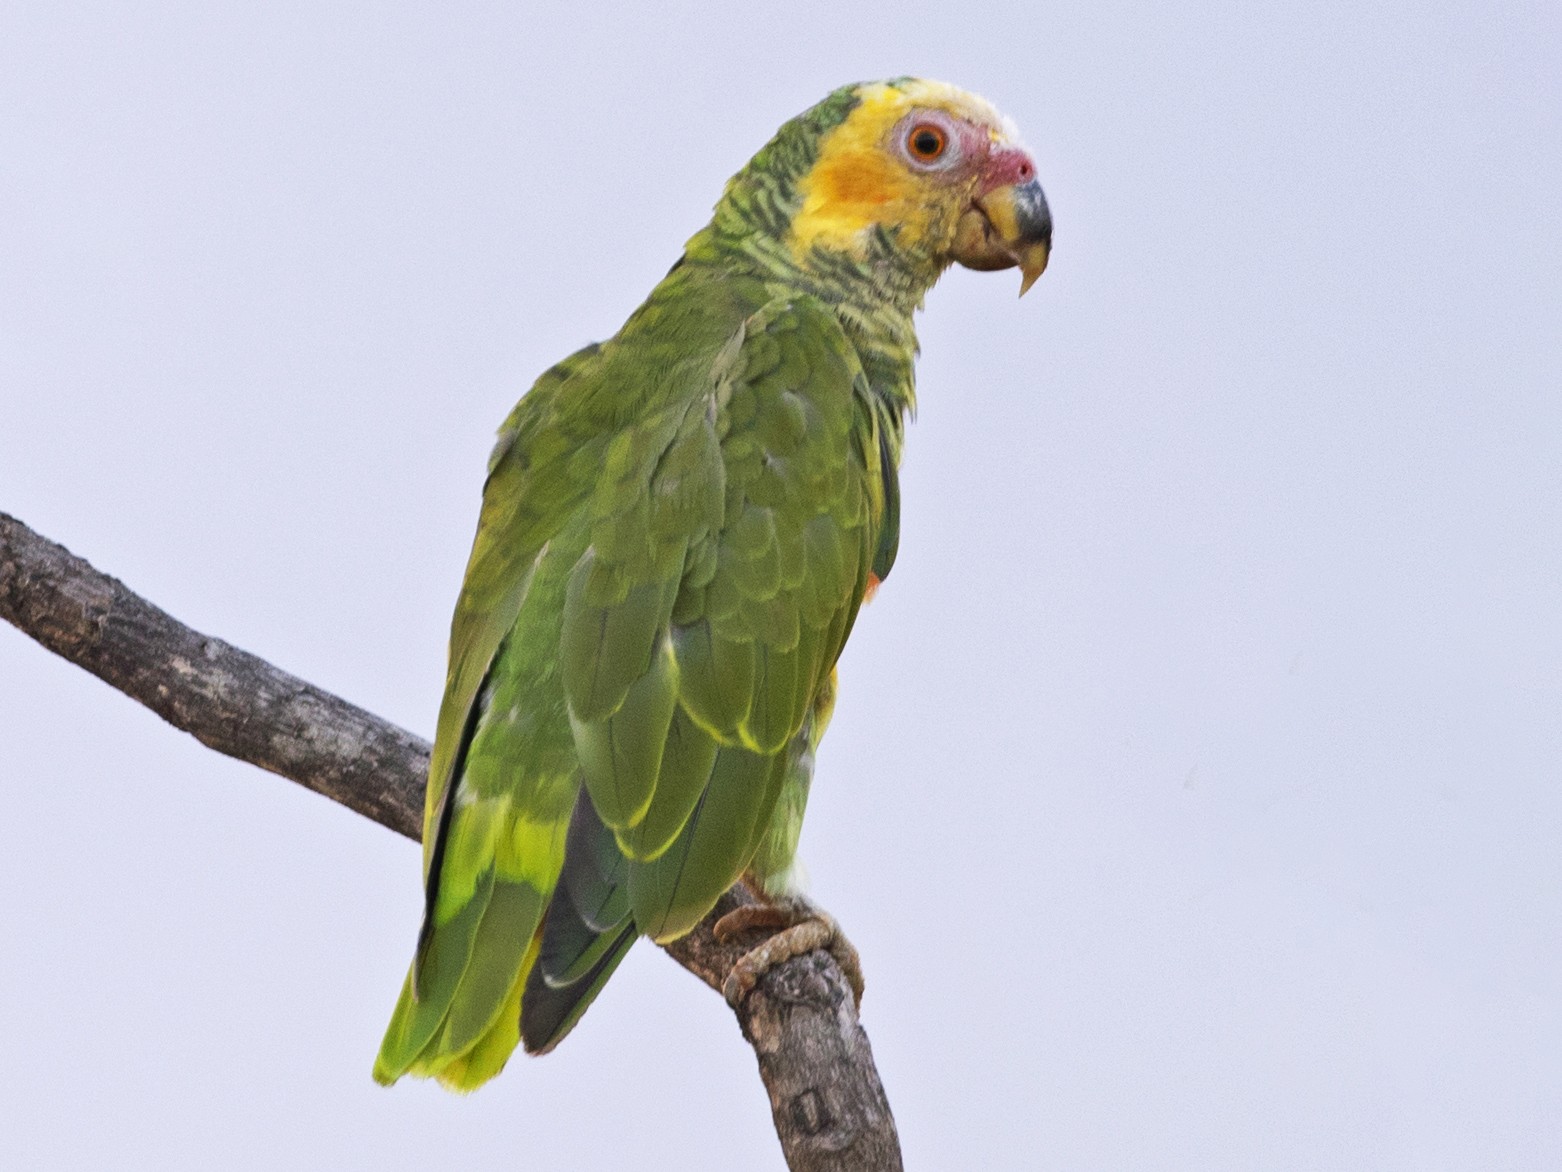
[374,77,1051,1091]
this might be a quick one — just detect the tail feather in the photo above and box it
[522,923,637,1056]
[531,792,639,1042]
[373,869,496,1085]
[557,790,632,932]
[373,796,566,1090]
[424,932,540,1091]
[435,881,546,1057]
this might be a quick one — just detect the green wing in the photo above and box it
[375,279,883,1086]
[618,296,877,939]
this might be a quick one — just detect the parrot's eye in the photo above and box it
[907,124,948,162]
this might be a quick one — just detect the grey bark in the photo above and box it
[0,510,902,1171]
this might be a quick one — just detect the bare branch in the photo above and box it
[0,511,902,1171]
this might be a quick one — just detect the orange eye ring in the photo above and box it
[907,124,947,162]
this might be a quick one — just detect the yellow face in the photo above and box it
[787,79,1050,291]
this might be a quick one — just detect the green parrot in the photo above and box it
[374,77,1051,1090]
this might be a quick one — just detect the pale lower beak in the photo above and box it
[950,177,1053,296]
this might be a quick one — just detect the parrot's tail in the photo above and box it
[372,790,638,1089]
[372,873,549,1091]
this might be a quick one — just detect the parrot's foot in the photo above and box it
[713,896,864,1011]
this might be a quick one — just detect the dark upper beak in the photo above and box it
[951,176,1053,296]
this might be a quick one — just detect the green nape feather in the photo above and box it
[374,82,930,1092]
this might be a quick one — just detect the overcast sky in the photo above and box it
[3,2,1559,1169]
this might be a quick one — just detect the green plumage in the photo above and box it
[374,83,926,1090]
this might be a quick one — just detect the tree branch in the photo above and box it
[0,511,901,1171]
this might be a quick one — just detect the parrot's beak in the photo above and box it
[951,176,1053,296]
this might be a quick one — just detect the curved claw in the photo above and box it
[714,899,865,1010]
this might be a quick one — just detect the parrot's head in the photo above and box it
[715,78,1051,300]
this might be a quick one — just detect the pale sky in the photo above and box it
[2,3,1559,1169]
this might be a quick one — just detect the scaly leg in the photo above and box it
[713,894,864,1010]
